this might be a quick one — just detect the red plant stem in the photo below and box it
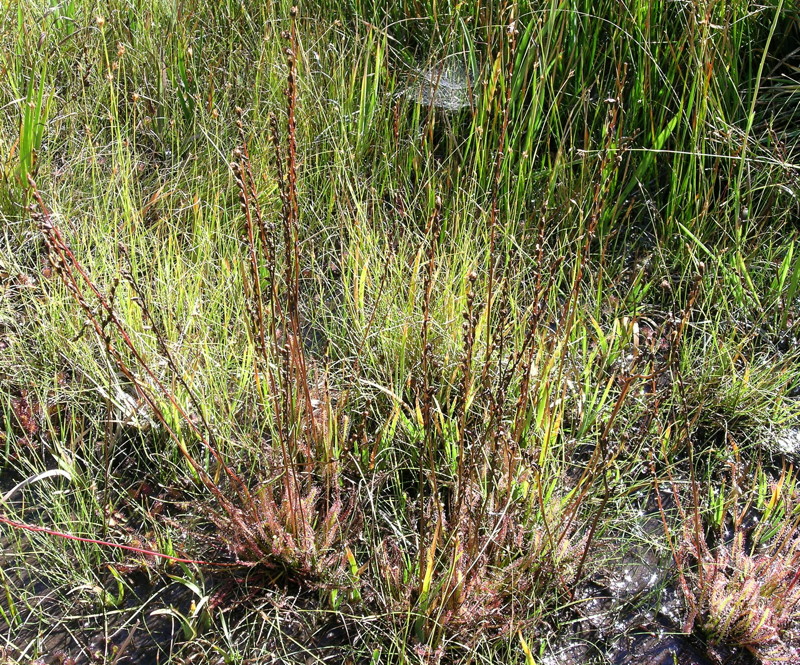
[482,8,518,377]
[27,178,248,511]
[0,514,243,568]
[785,561,800,596]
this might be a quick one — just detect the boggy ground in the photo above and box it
[2,1,800,664]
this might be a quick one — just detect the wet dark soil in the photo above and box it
[0,466,757,665]
[539,490,759,665]
[0,550,365,665]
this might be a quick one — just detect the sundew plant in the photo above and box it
[1,1,799,664]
